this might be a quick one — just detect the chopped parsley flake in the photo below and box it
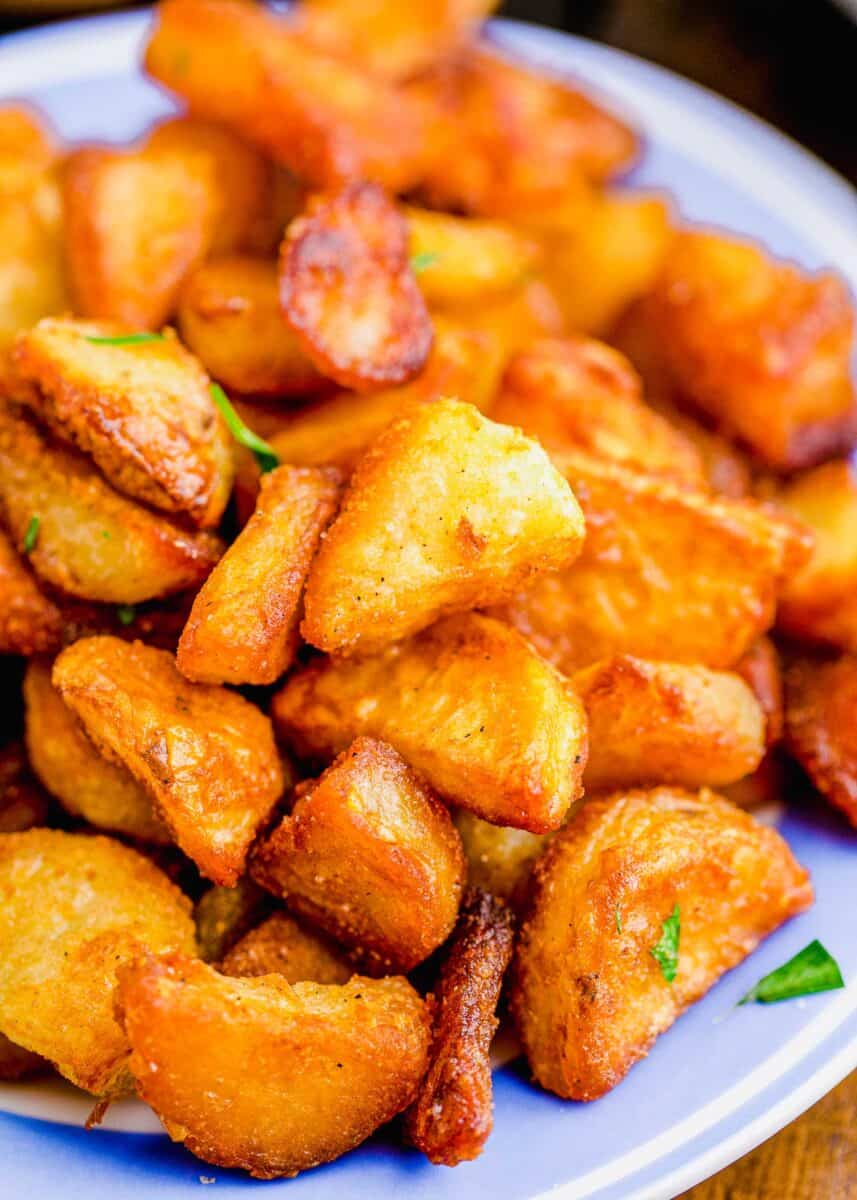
[739,940,844,1005]
[651,904,680,983]
[85,332,164,346]
[410,251,440,274]
[23,515,40,553]
[210,383,279,474]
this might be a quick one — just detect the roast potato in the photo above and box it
[784,654,857,828]
[436,277,563,358]
[0,526,62,655]
[0,103,56,193]
[453,810,551,910]
[0,173,66,363]
[194,880,272,964]
[221,911,352,985]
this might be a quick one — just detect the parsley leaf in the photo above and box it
[651,904,680,983]
[615,904,622,934]
[209,383,279,474]
[23,515,40,553]
[116,604,136,627]
[85,332,164,346]
[739,940,844,1005]
[411,251,440,274]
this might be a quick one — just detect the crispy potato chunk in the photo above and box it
[253,738,465,971]
[279,182,432,391]
[491,336,705,486]
[405,889,514,1165]
[634,230,857,471]
[512,788,812,1100]
[736,637,783,747]
[438,278,563,358]
[118,953,431,1178]
[454,811,551,910]
[274,612,587,832]
[0,405,223,605]
[784,655,857,827]
[0,104,56,192]
[0,829,195,1094]
[302,399,584,654]
[23,658,169,843]
[12,318,234,528]
[496,451,812,672]
[53,638,283,885]
[0,526,62,655]
[178,256,326,397]
[572,656,765,790]
[145,0,431,192]
[221,911,352,985]
[177,465,341,685]
[0,741,49,834]
[0,179,67,360]
[194,880,272,963]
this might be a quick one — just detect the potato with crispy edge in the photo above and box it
[117,953,431,1178]
[274,612,587,833]
[0,829,196,1095]
[53,637,283,885]
[12,318,234,528]
[784,654,857,828]
[405,889,514,1165]
[194,880,272,964]
[736,637,783,748]
[0,177,66,362]
[279,182,433,391]
[0,526,62,655]
[491,336,705,486]
[177,465,341,686]
[572,656,765,791]
[253,738,465,971]
[24,658,169,843]
[302,399,584,654]
[221,911,352,985]
[454,811,551,910]
[512,788,812,1100]
[0,405,223,605]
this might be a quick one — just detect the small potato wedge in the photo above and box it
[0,404,223,605]
[512,788,812,1100]
[23,658,169,843]
[279,182,433,391]
[53,637,283,885]
[117,953,431,1178]
[301,399,584,654]
[273,612,588,833]
[454,811,551,910]
[404,889,515,1165]
[221,911,352,985]
[572,656,765,791]
[177,465,341,685]
[252,738,465,972]
[0,526,62,655]
[736,637,783,748]
[0,829,195,1095]
[784,654,857,828]
[12,318,234,528]
[194,880,272,964]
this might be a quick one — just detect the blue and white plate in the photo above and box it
[1,11,856,1199]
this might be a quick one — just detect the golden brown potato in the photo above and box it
[301,399,584,654]
[736,637,783,748]
[632,230,857,471]
[12,318,234,528]
[274,612,588,833]
[253,738,465,971]
[437,278,563,359]
[404,889,515,1165]
[454,810,551,910]
[0,404,223,605]
[53,637,283,885]
[0,741,49,834]
[0,829,196,1095]
[178,256,326,397]
[0,526,62,655]
[145,0,432,193]
[0,104,56,193]
[491,336,705,486]
[23,658,169,843]
[118,953,431,1178]
[512,788,813,1100]
[221,911,352,985]
[177,465,341,685]
[572,656,765,790]
[194,880,272,964]
[495,451,812,672]
[0,178,67,361]
[784,654,857,828]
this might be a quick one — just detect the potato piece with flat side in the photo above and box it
[0,829,196,1095]
[252,738,465,971]
[736,637,783,747]
[302,399,584,654]
[573,656,765,790]
[221,911,351,985]
[784,654,857,828]
[53,637,283,885]
[117,953,431,1178]
[194,880,272,964]
[12,318,234,527]
[512,788,812,1100]
[274,613,587,833]
[454,811,551,910]
[177,465,341,685]
[0,526,62,655]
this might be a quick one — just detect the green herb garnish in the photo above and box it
[410,251,440,274]
[116,604,137,627]
[85,333,164,347]
[739,940,844,1006]
[615,904,622,934]
[23,515,40,553]
[101,530,111,540]
[210,383,279,474]
[651,904,680,983]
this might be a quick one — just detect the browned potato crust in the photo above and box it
[273,612,588,833]
[0,741,49,834]
[404,889,515,1165]
[23,658,169,843]
[736,637,783,747]
[194,880,272,964]
[253,738,465,971]
[0,526,62,655]
[784,654,857,828]
[53,637,283,885]
[302,399,584,654]
[454,811,551,910]
[572,656,765,790]
[512,788,813,1100]
[177,465,341,685]
[12,318,234,528]
[0,829,196,1094]
[0,405,223,605]
[221,911,352,985]
[117,953,431,1178]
